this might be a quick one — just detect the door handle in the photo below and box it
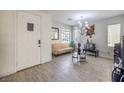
[38,40,41,44]
[38,40,41,47]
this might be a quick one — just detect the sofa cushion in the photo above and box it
[52,43,73,55]
[52,43,69,49]
[57,47,73,52]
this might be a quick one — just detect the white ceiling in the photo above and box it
[46,10,124,26]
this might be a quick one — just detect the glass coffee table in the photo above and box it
[72,51,86,62]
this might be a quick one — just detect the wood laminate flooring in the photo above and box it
[0,54,113,82]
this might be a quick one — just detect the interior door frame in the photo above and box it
[16,10,41,71]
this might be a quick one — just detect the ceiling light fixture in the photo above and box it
[78,16,88,26]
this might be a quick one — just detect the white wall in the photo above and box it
[0,10,52,77]
[41,13,52,63]
[0,11,16,76]
[90,15,124,58]
[72,26,81,43]
[52,21,71,43]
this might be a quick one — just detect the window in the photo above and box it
[27,23,34,31]
[61,29,71,43]
[108,24,121,47]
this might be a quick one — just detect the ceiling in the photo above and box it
[46,10,124,26]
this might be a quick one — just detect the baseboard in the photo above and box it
[0,59,52,78]
[41,59,52,64]
[0,70,16,78]
[41,57,52,64]
[99,55,113,60]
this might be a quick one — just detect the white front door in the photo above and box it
[17,11,41,70]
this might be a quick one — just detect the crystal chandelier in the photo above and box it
[78,16,89,36]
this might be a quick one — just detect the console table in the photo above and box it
[83,49,99,57]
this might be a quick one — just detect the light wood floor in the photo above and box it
[0,53,113,82]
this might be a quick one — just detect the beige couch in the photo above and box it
[52,43,73,55]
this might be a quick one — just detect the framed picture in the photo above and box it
[51,27,59,40]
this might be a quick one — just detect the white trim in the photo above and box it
[14,11,18,73]
[99,55,113,60]
[0,70,16,78]
[41,58,52,64]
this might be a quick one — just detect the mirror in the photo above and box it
[51,27,59,40]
